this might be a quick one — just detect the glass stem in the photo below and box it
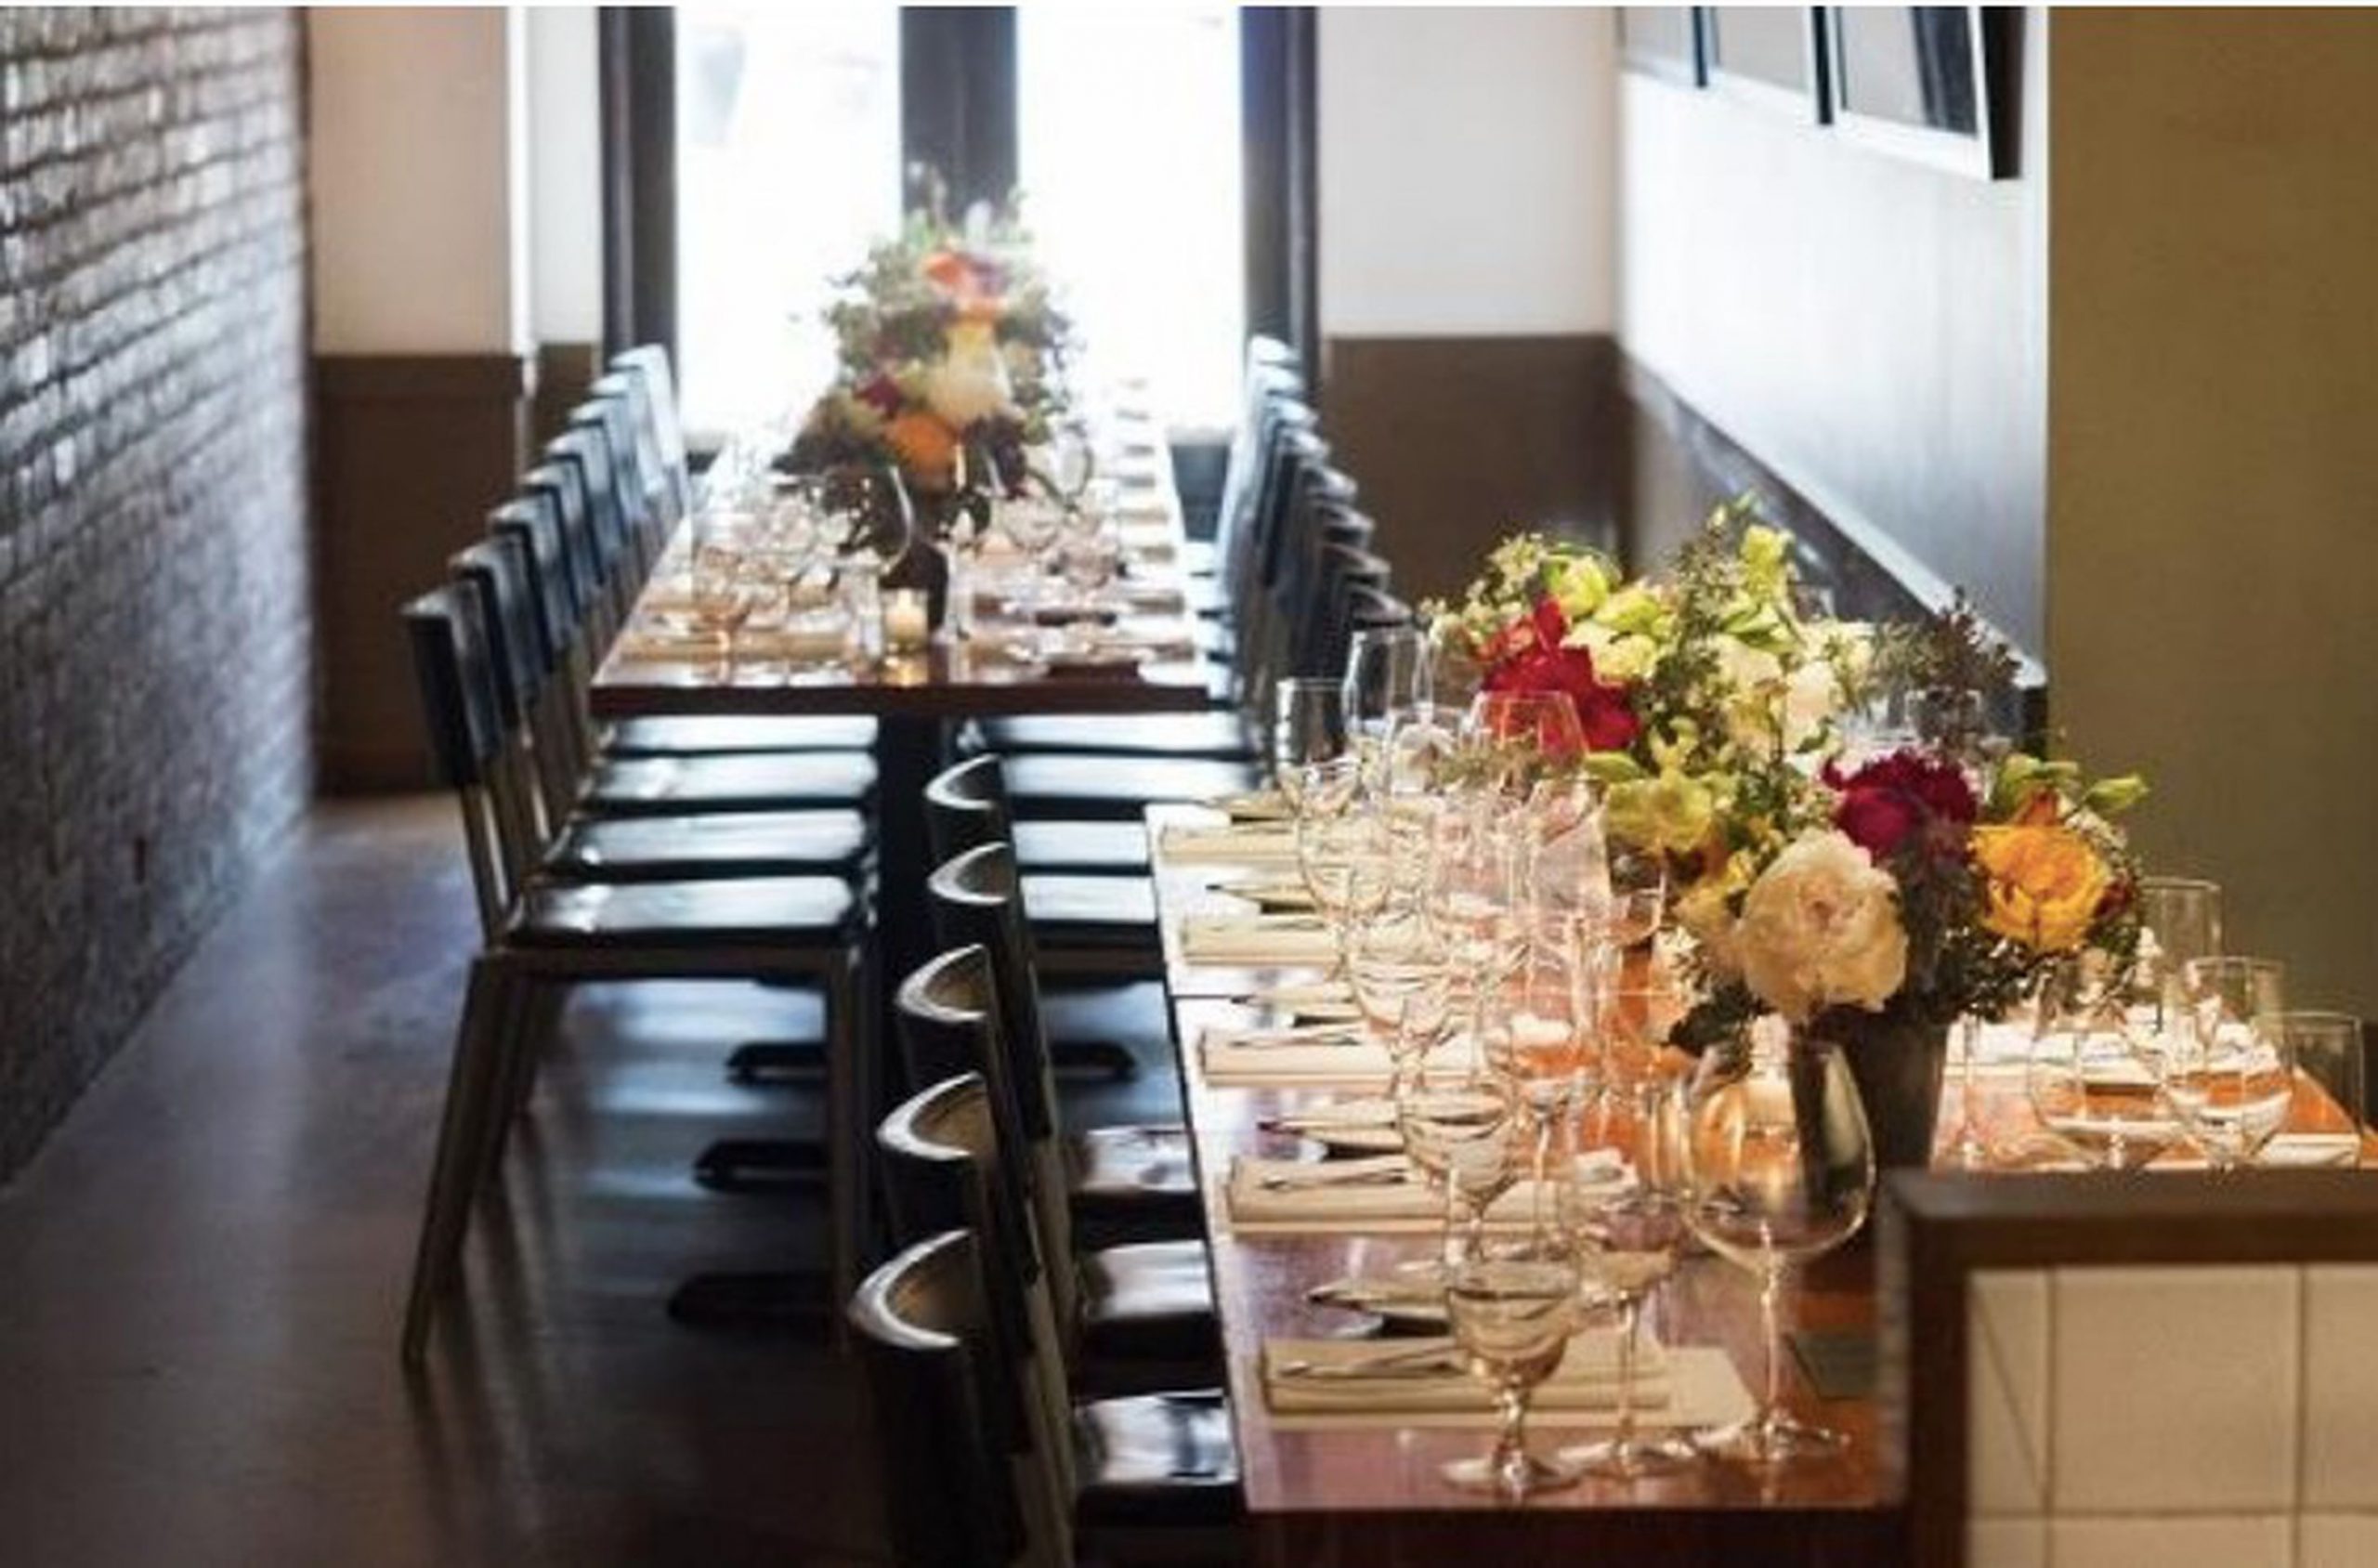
[1613,1293,1641,1449]
[1441,1184,1468,1272]
[1494,1382,1528,1482]
[1759,1263,1785,1423]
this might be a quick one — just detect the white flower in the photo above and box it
[922,320,1014,428]
[1733,830,1907,1022]
[1779,658,1841,751]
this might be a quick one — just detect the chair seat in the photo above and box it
[1015,819,1152,873]
[1024,875,1159,950]
[1002,755,1262,822]
[509,877,859,948]
[1177,539,1219,578]
[1067,1124,1198,1228]
[977,711,1254,760]
[545,810,871,880]
[1071,1389,1241,1527]
[1078,1240,1217,1367]
[605,714,879,754]
[581,751,877,815]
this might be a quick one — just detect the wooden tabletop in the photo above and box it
[589,407,1219,722]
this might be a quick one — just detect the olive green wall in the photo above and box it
[2048,9,2378,1014]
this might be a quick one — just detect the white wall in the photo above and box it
[307,7,529,354]
[1318,7,1615,337]
[527,5,603,345]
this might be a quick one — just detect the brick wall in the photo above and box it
[0,9,310,1178]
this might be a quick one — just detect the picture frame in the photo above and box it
[1618,7,1704,88]
[1703,7,1827,124]
[1824,6,2012,179]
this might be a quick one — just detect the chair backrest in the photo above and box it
[402,582,516,936]
[589,373,675,556]
[594,364,686,532]
[523,455,606,616]
[612,342,696,516]
[925,845,1059,1144]
[449,536,545,727]
[847,1230,1037,1568]
[489,495,577,675]
[545,425,632,595]
[924,754,1013,867]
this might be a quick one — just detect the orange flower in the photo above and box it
[921,248,974,295]
[1970,822,2110,952]
[883,410,959,490]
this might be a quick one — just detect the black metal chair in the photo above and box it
[398,581,869,1364]
[925,847,1198,1242]
[924,755,1158,965]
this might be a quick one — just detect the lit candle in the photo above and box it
[883,588,931,653]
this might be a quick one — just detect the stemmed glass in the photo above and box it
[995,492,1064,658]
[1483,931,1604,1235]
[1274,678,1351,816]
[2026,963,2180,1170]
[2131,877,2223,1030]
[2168,957,2293,1169]
[1397,1081,1522,1274]
[1347,907,1454,1104]
[1603,848,1669,950]
[1425,802,1529,1076]
[689,541,758,661]
[1462,691,1587,801]
[1294,780,1392,972]
[1681,1022,1875,1465]
[1561,1079,1698,1479]
[1342,625,1431,772]
[1442,1249,1586,1498]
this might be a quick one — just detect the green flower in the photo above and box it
[1595,583,1666,635]
[1605,769,1718,857]
[1549,554,1612,620]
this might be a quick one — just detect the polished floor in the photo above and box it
[0,798,1180,1565]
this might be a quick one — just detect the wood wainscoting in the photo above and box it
[312,351,533,791]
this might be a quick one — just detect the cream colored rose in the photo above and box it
[1733,830,1907,1022]
[1779,658,1840,752]
[922,319,1015,428]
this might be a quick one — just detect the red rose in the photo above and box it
[1479,597,1640,753]
[856,373,905,419]
[1823,751,1978,858]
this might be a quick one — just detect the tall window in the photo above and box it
[666,5,1246,441]
[673,4,901,439]
[1018,5,1244,433]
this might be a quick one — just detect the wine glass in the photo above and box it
[1483,933,1603,1235]
[1295,788,1392,970]
[1462,691,1586,798]
[2168,957,2293,1169]
[1274,678,1350,814]
[1397,1082,1522,1274]
[2131,877,2223,1030]
[2026,963,2180,1170]
[1056,526,1119,651]
[1425,803,1529,1076]
[997,492,1064,654]
[1561,1079,1698,1479]
[1347,907,1454,1104]
[1342,624,1431,766]
[1681,1021,1875,1465]
[1441,1250,1585,1498]
[689,542,756,660]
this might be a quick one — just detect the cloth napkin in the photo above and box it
[1181,914,1339,964]
[617,624,853,662]
[1261,1328,1663,1417]
[1224,1149,1627,1232]
[1158,825,1300,866]
[1199,1026,1470,1087]
[1214,876,1315,912]
[1264,1094,1403,1152]
[1205,791,1292,823]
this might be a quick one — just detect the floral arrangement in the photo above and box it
[1430,503,2150,1047]
[778,170,1075,518]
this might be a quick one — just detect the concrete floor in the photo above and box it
[0,799,914,1566]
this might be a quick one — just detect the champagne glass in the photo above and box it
[2026,964,2180,1170]
[1274,677,1350,814]
[1443,1251,1585,1498]
[1681,1022,1875,1465]
[1398,1083,1522,1273]
[2169,957,2293,1169]
[1562,1079,1698,1479]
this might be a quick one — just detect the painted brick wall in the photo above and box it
[0,9,310,1178]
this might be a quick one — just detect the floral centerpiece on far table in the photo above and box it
[1430,505,2151,1164]
[777,170,1077,614]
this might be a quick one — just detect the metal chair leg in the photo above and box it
[479,977,555,1183]
[402,959,516,1365]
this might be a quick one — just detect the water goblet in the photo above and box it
[2168,957,2293,1169]
[1681,1022,1875,1465]
[1398,1082,1522,1273]
[1441,1250,1585,1498]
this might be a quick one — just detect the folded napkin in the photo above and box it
[1224,1149,1628,1233]
[1215,876,1316,912]
[1206,791,1292,824]
[1158,825,1300,867]
[618,624,854,662]
[1182,913,1339,965]
[1261,1328,1663,1418]
[1245,979,1358,1011]
[1201,1027,1471,1088]
[1264,1094,1402,1153]
[2259,1130,2363,1168]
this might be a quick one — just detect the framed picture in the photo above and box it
[1826,6,2011,178]
[1703,7,1827,123]
[1618,7,1703,87]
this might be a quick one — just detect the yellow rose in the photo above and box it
[1970,824,2111,952]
